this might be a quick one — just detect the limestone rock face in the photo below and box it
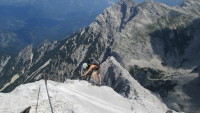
[0,80,170,113]
[100,56,168,112]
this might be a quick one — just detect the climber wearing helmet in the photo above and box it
[81,58,102,86]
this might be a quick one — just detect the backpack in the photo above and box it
[87,58,100,66]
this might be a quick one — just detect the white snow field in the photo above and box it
[0,80,169,113]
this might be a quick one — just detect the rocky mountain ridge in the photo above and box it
[0,0,200,112]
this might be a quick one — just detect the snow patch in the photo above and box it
[0,74,20,91]
[23,60,51,83]
[28,53,34,69]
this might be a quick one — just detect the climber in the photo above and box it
[80,58,102,86]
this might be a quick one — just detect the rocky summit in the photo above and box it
[0,0,200,113]
[0,79,170,113]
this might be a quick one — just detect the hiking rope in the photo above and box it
[44,73,54,113]
[45,84,54,113]
[36,86,41,113]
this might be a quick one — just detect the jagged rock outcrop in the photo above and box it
[181,0,200,13]
[100,56,169,112]
[0,0,200,112]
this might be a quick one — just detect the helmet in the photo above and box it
[82,63,88,69]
